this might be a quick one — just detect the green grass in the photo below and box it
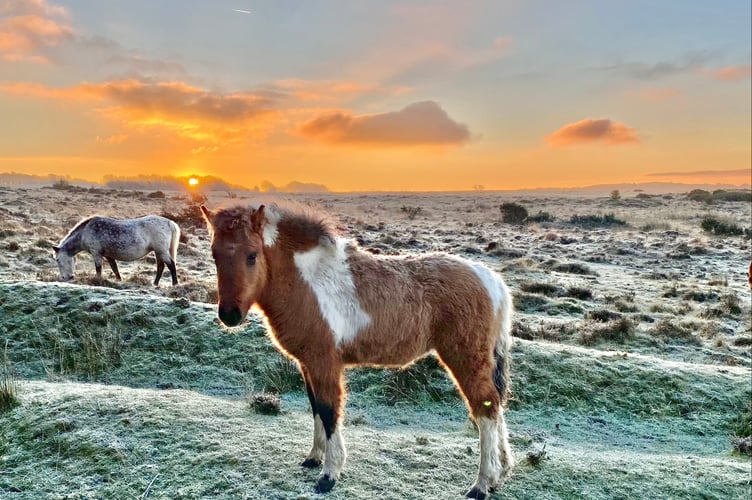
[0,281,750,499]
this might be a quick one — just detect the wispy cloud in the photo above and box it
[299,101,471,147]
[0,0,73,63]
[647,168,750,178]
[274,79,411,103]
[703,65,752,82]
[601,55,751,84]
[628,87,682,102]
[547,119,639,147]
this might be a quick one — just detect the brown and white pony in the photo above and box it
[201,202,515,499]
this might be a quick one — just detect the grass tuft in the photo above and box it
[579,317,634,346]
[248,393,282,415]
[1,347,19,414]
[258,357,301,394]
[651,319,700,345]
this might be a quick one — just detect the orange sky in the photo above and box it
[0,1,750,191]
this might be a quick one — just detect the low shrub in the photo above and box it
[500,202,528,224]
[701,216,748,237]
[526,211,555,223]
[400,206,423,220]
[569,213,627,228]
[687,189,713,203]
[550,262,597,275]
[564,286,593,300]
[711,190,752,203]
[520,282,562,297]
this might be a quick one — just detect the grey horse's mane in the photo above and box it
[59,216,97,246]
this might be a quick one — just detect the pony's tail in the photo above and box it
[169,220,181,263]
[493,277,514,407]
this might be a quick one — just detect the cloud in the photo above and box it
[299,101,471,146]
[547,119,639,147]
[704,65,752,82]
[0,0,73,63]
[647,169,750,178]
[0,79,281,149]
[629,87,681,102]
[273,79,411,103]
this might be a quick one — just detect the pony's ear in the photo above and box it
[250,205,266,233]
[200,205,213,226]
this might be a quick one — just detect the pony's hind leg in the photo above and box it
[436,349,509,499]
[105,257,121,280]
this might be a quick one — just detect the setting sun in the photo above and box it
[188,177,199,187]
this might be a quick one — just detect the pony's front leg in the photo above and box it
[300,367,326,468]
[306,364,347,494]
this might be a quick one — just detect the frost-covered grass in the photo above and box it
[0,282,750,499]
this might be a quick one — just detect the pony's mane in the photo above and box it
[214,201,341,246]
[59,215,97,244]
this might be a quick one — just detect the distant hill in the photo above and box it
[0,172,97,188]
[0,172,330,193]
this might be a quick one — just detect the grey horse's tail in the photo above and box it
[168,220,180,263]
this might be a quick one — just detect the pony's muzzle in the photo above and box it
[218,306,243,327]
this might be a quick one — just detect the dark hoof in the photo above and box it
[466,487,488,499]
[314,475,336,494]
[301,457,322,468]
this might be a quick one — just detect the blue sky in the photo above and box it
[1,0,749,190]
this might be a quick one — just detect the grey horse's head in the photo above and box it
[52,246,75,282]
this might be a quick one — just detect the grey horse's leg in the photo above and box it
[164,258,178,285]
[105,257,121,280]
[93,255,104,280]
[154,258,165,286]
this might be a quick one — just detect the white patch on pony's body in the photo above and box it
[470,262,504,311]
[294,238,371,347]
[470,262,514,347]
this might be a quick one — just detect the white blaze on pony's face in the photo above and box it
[293,238,371,347]
[53,246,75,282]
[201,204,269,327]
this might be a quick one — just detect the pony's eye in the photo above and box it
[247,252,257,266]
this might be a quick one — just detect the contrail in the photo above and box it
[233,9,252,14]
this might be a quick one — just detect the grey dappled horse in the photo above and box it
[53,215,180,286]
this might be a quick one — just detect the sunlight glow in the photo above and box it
[188,177,199,186]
